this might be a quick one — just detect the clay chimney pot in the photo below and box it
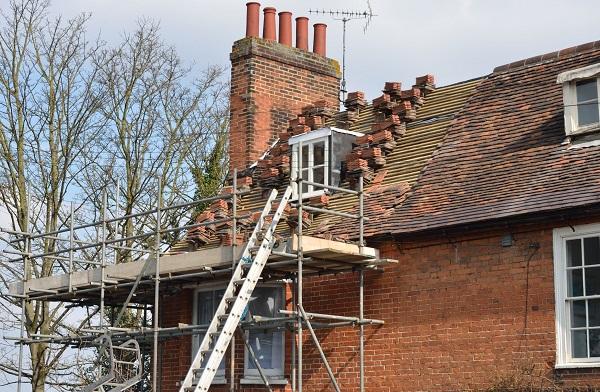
[295,17,309,50]
[245,2,260,38]
[313,23,327,56]
[263,7,277,41]
[278,11,292,46]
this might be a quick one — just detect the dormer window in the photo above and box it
[576,80,600,128]
[288,127,363,199]
[557,64,600,136]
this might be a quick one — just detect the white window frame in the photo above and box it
[288,127,364,200]
[242,284,286,380]
[553,223,600,368]
[557,64,600,136]
[193,286,227,383]
[290,132,329,199]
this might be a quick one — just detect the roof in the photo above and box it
[170,77,481,252]
[176,40,600,250]
[373,40,600,236]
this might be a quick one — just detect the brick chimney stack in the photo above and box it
[229,2,341,172]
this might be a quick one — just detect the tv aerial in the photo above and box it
[309,1,377,101]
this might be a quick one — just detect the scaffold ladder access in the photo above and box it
[179,185,293,392]
[83,335,142,392]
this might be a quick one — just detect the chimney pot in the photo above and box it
[245,2,260,38]
[313,23,327,56]
[295,17,309,50]
[278,11,292,46]
[263,7,277,41]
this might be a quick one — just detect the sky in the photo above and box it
[0,0,598,390]
[18,0,600,100]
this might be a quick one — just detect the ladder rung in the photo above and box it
[113,359,136,365]
[217,313,230,321]
[114,346,138,352]
[225,296,236,304]
[233,278,246,286]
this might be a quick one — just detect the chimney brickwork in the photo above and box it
[229,6,340,172]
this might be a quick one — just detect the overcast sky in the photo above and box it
[15,0,599,100]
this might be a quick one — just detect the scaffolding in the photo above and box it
[4,158,392,391]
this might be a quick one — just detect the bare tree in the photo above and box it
[0,0,105,390]
[0,1,229,391]
[79,19,228,263]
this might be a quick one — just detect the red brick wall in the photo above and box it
[160,221,600,391]
[160,289,193,390]
[229,37,340,171]
[300,223,600,391]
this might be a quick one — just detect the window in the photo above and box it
[289,127,363,199]
[243,286,285,379]
[193,285,286,382]
[194,288,226,381]
[297,137,329,197]
[576,80,600,128]
[557,64,600,136]
[553,224,600,367]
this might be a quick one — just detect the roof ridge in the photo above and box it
[493,39,600,73]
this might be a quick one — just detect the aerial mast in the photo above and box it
[309,1,376,101]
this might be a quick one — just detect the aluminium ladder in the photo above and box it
[179,185,294,392]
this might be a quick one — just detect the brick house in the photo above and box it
[159,3,600,392]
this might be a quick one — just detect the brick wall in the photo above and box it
[300,222,600,391]
[228,37,340,171]
[160,289,194,390]
[160,220,600,391]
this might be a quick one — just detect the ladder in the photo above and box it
[83,335,142,392]
[179,185,293,392]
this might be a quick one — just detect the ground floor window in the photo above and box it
[554,224,600,367]
[244,286,285,378]
[193,285,285,380]
[194,288,226,380]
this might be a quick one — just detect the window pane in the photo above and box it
[567,239,582,267]
[568,269,584,297]
[577,102,599,126]
[197,292,214,324]
[585,267,600,296]
[578,103,600,126]
[301,145,309,169]
[584,237,600,265]
[301,169,309,194]
[196,290,226,371]
[572,329,588,358]
[571,300,587,328]
[313,141,325,165]
[590,329,600,357]
[313,166,325,186]
[577,80,598,102]
[247,331,283,370]
[589,299,600,327]
[247,287,281,318]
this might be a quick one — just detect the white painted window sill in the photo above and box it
[555,362,600,369]
[240,377,288,385]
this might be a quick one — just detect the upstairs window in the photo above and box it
[576,79,600,128]
[288,127,363,199]
[557,64,600,136]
